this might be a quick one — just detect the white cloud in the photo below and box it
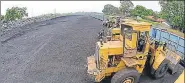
[1,1,161,17]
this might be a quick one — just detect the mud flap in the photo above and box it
[87,56,105,82]
[87,56,97,75]
[169,64,180,74]
[95,70,105,82]
[166,50,181,74]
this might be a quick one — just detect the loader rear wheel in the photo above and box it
[111,68,139,83]
[151,59,169,79]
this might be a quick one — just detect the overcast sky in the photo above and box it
[1,1,161,17]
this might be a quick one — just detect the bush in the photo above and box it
[5,7,28,21]
[0,15,5,21]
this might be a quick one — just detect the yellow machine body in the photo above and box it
[149,43,166,70]
[87,21,152,82]
[111,28,120,34]
[149,41,181,72]
[111,28,121,41]
[174,70,184,83]
[88,41,150,82]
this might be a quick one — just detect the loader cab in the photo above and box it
[120,22,151,54]
[97,22,151,70]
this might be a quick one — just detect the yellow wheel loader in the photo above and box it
[87,21,182,83]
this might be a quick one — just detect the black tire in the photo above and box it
[144,53,152,76]
[151,59,169,79]
[111,68,140,83]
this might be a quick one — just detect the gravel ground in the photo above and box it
[0,15,183,83]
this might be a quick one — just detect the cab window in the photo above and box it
[121,24,133,41]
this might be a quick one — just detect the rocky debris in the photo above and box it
[0,14,65,43]
[1,14,61,32]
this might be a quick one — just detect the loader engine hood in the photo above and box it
[97,41,123,55]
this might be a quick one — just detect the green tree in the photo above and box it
[119,0,134,16]
[157,11,168,19]
[5,7,28,21]
[159,0,184,31]
[146,9,154,16]
[102,4,120,15]
[130,5,155,18]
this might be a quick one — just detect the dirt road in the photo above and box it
[0,15,183,83]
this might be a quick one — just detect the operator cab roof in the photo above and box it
[123,21,151,26]
[121,21,151,31]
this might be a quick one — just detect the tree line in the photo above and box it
[102,0,184,32]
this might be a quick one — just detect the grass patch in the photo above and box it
[159,23,184,38]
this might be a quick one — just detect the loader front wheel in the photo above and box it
[151,59,169,79]
[111,68,140,83]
